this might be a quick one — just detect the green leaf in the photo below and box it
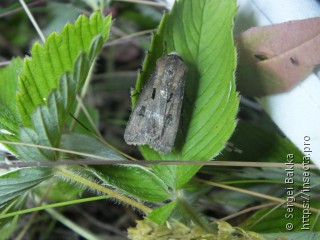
[0,215,19,239]
[15,12,112,161]
[131,0,238,188]
[172,199,211,232]
[148,201,177,224]
[61,133,170,202]
[36,179,83,202]
[17,12,112,126]
[0,58,22,132]
[0,169,51,235]
[91,165,170,202]
[234,168,320,233]
[0,167,53,208]
[16,52,92,161]
[17,128,50,161]
[244,206,320,233]
[0,196,26,238]
[218,120,304,162]
[60,132,124,160]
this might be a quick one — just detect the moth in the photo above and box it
[124,52,187,154]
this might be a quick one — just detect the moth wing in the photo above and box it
[152,58,187,153]
[124,57,167,146]
[124,54,187,154]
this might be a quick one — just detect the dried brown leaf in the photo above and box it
[237,17,320,97]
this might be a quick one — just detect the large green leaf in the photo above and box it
[131,0,238,188]
[16,51,94,161]
[61,133,170,202]
[14,12,112,161]
[91,165,170,202]
[16,12,111,126]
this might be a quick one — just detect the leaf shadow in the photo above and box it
[174,62,200,155]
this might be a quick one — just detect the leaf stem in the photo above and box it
[69,56,97,131]
[0,196,110,220]
[56,166,152,214]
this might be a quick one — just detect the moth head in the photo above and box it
[167,52,185,63]
[168,51,181,57]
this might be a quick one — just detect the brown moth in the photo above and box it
[124,52,187,153]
